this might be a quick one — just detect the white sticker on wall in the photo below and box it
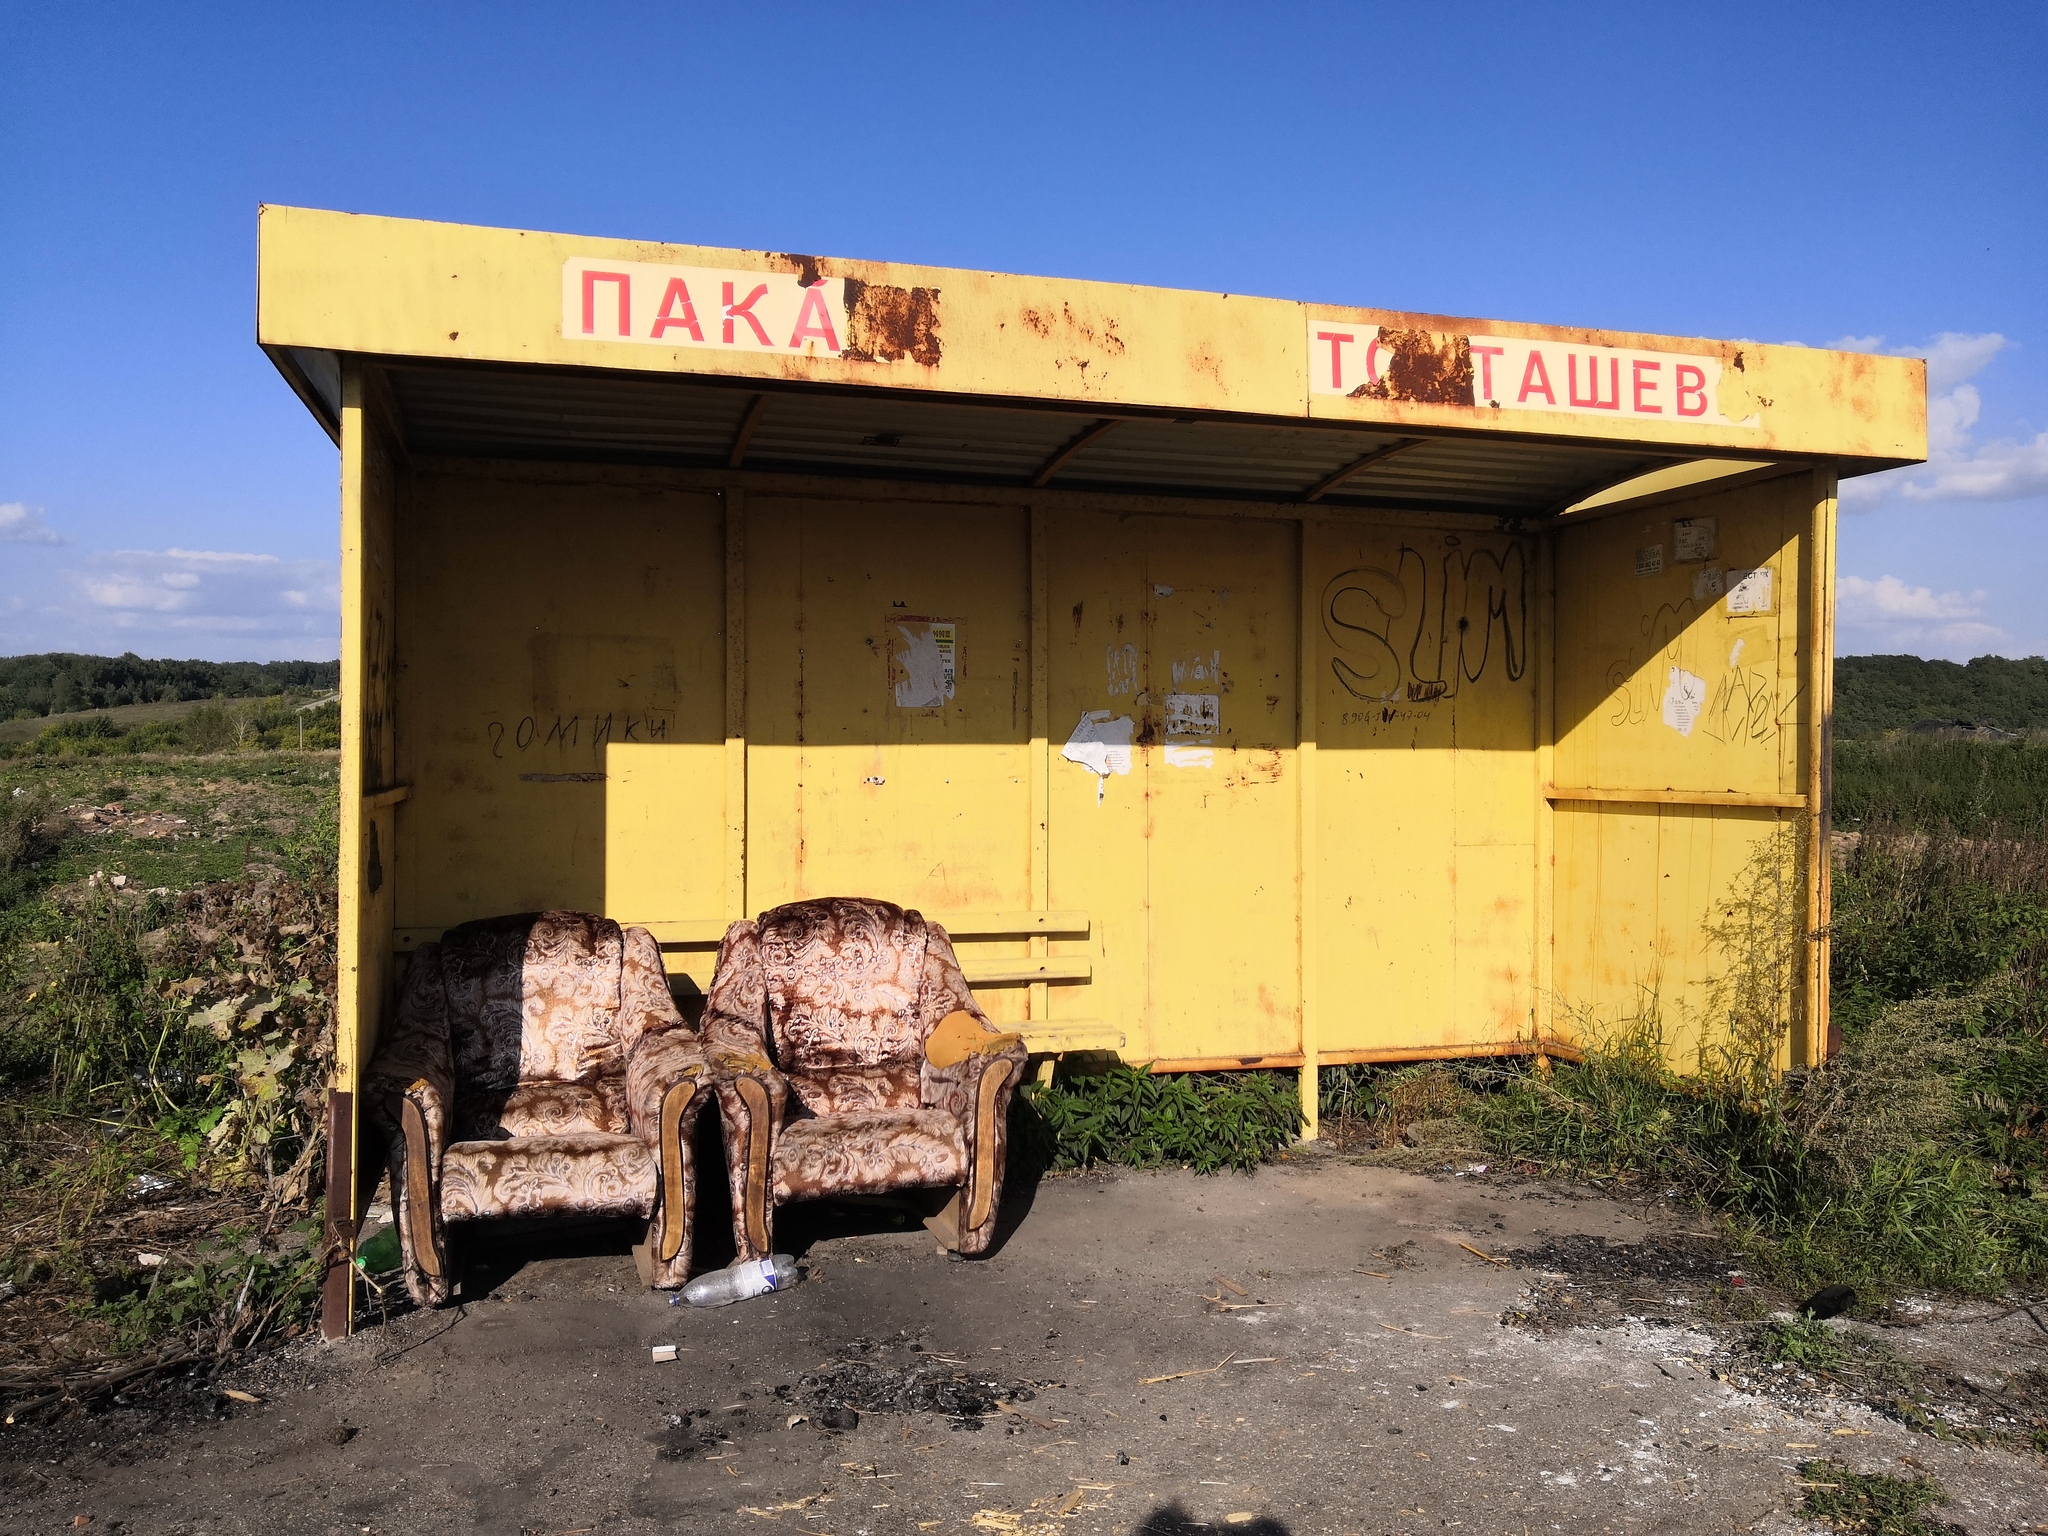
[1635,544,1664,578]
[1162,745,1214,769]
[1725,568,1773,615]
[1693,566,1725,602]
[1662,666,1707,737]
[1673,517,1717,563]
[1164,693,1221,739]
[1062,711,1135,802]
[890,618,957,709]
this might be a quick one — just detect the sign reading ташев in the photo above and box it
[1307,320,1747,426]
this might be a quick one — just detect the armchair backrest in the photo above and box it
[436,911,638,1089]
[758,898,932,1070]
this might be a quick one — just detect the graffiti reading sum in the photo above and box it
[1322,538,1529,704]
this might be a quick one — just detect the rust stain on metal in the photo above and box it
[1020,303,1126,358]
[844,278,942,367]
[774,252,827,288]
[1348,330,1474,405]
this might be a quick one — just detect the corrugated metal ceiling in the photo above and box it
[388,364,1676,515]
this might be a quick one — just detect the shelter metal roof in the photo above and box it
[384,362,1677,517]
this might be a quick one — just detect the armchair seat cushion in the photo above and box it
[440,1133,656,1222]
[771,1110,965,1204]
[454,1080,630,1141]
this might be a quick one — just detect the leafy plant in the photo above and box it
[1019,1061,1303,1174]
[1760,1314,1846,1373]
[1796,1458,1959,1535]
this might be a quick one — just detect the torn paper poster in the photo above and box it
[1673,516,1717,563]
[1162,744,1214,769]
[891,619,957,709]
[1724,567,1773,615]
[1164,693,1221,739]
[1728,637,1745,667]
[1661,666,1707,737]
[1635,544,1664,578]
[1062,711,1134,801]
[1693,566,1725,602]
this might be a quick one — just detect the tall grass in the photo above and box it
[1831,817,2048,1032]
[1835,734,2048,834]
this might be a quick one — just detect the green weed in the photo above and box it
[1796,1459,1958,1535]
[1760,1314,1847,1372]
[98,1220,322,1355]
[1019,1061,1303,1174]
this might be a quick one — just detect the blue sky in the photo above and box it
[3,4,2044,662]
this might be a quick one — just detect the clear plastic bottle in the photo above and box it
[679,1254,799,1307]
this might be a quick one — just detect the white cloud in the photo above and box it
[0,502,64,545]
[1836,573,2007,652]
[56,547,339,645]
[1830,332,2048,505]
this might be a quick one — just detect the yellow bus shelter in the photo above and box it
[257,206,1924,1335]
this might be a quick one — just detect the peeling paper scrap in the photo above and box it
[1163,745,1214,769]
[1164,693,1220,738]
[1693,566,1725,601]
[1661,667,1706,737]
[891,619,957,709]
[1062,711,1134,802]
[1725,567,1772,615]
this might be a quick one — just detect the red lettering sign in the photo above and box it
[1675,364,1708,417]
[1517,350,1555,405]
[581,271,631,337]
[651,278,704,341]
[1472,344,1505,402]
[788,284,841,351]
[723,281,771,346]
[1568,354,1620,410]
[1315,329,1357,391]
[1631,359,1662,414]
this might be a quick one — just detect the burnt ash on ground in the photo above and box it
[798,1335,1046,1430]
[1496,1231,2048,1458]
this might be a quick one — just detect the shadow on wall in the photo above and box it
[1132,1505,1290,1535]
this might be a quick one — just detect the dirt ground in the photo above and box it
[4,1153,2046,1536]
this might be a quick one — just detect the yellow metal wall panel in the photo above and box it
[740,497,1036,1023]
[392,471,727,930]
[336,374,399,1095]
[1553,474,1808,798]
[603,742,727,991]
[1044,511,1302,1061]
[257,206,1927,467]
[742,496,1033,908]
[1551,803,1794,1064]
[1307,520,1538,1052]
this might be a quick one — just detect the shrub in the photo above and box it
[0,790,64,873]
[1019,1061,1303,1174]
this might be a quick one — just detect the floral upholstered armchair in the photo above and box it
[699,898,1030,1261]
[364,912,710,1306]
